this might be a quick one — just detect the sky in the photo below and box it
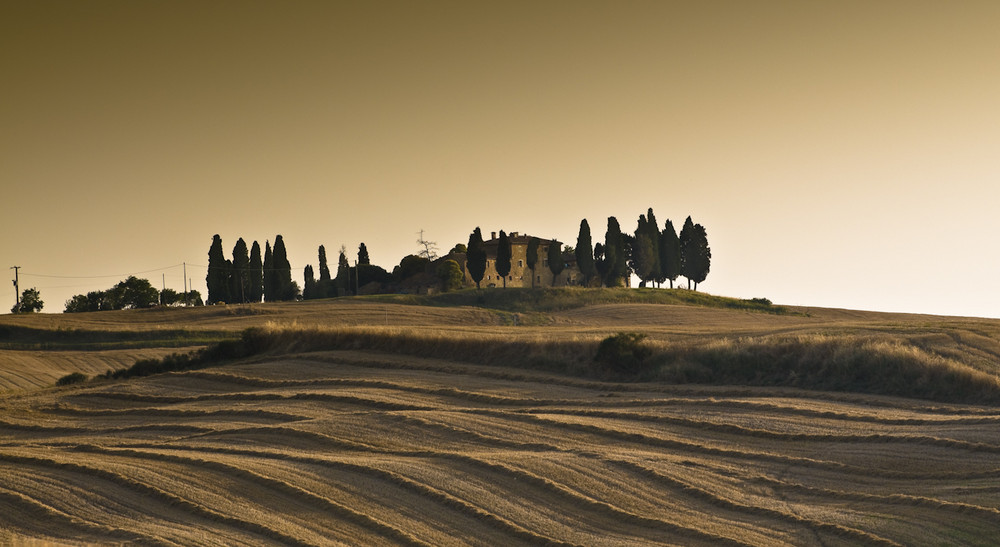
[2,1,999,317]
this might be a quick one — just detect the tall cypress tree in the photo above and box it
[231,238,250,304]
[263,240,275,301]
[603,217,627,287]
[632,215,658,287]
[466,228,487,289]
[303,264,317,300]
[575,219,596,287]
[273,235,293,300]
[547,239,565,286]
[679,216,696,290]
[207,234,229,304]
[689,223,711,290]
[526,237,540,288]
[496,230,512,288]
[659,220,681,289]
[317,245,331,298]
[358,243,370,266]
[336,248,350,296]
[248,241,263,303]
[644,208,662,286]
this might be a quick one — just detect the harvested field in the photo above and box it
[1,292,999,544]
[2,349,999,545]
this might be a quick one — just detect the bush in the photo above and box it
[56,372,88,386]
[595,332,654,377]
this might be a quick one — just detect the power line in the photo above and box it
[19,264,188,280]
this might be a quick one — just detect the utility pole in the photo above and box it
[182,262,188,306]
[10,266,20,309]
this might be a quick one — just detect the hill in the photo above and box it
[1,289,999,544]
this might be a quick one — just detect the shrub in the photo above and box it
[595,332,653,377]
[56,372,88,386]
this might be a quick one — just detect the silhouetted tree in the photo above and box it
[263,240,276,301]
[317,245,332,298]
[496,230,512,288]
[688,223,711,290]
[303,264,317,299]
[109,276,159,309]
[575,219,596,287]
[417,230,438,261]
[659,220,681,289]
[526,237,540,288]
[230,238,250,304]
[679,216,697,289]
[644,208,662,285]
[603,217,627,287]
[358,243,370,266]
[11,288,43,313]
[248,241,263,303]
[64,291,109,313]
[547,239,565,285]
[336,248,350,295]
[272,235,294,300]
[466,227,487,289]
[207,234,230,304]
[449,243,467,254]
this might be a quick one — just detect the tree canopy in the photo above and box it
[496,230,512,288]
[575,219,596,287]
[466,227,487,289]
[11,288,43,313]
[547,239,565,284]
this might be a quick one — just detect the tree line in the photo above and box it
[206,235,397,304]
[463,209,710,290]
[64,276,203,313]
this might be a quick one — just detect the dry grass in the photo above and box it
[1,352,998,545]
[2,293,1000,544]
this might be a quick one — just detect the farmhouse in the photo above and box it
[455,231,582,288]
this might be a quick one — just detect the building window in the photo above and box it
[537,275,541,283]
[543,259,548,267]
[518,260,523,267]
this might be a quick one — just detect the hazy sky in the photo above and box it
[3,1,999,317]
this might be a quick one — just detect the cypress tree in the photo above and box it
[679,216,696,290]
[273,235,294,300]
[207,234,229,304]
[466,227,487,289]
[547,239,565,286]
[496,230,512,288]
[603,217,627,287]
[318,245,331,298]
[575,219,596,287]
[358,243,370,266]
[526,237,540,288]
[689,223,711,290]
[659,220,681,289]
[263,240,275,301]
[336,248,351,296]
[248,241,263,303]
[231,238,250,304]
[303,264,316,300]
[644,208,662,286]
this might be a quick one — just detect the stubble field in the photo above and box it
[1,292,999,545]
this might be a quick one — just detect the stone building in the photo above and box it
[454,231,581,288]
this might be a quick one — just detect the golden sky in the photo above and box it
[2,1,999,316]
